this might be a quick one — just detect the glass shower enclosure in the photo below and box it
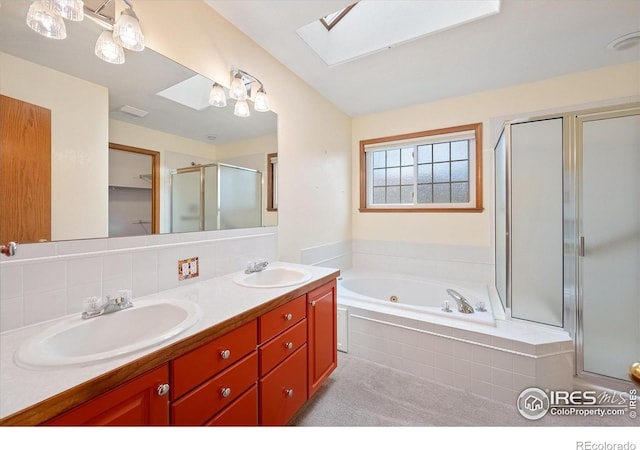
[494,103,639,388]
[170,163,262,232]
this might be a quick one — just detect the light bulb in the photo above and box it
[26,0,67,40]
[113,8,145,51]
[43,0,84,21]
[234,100,250,118]
[95,30,125,64]
[254,89,270,112]
[229,73,247,101]
[209,84,227,107]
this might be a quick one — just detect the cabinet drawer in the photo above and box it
[205,384,258,426]
[259,296,306,343]
[259,319,306,377]
[171,351,257,426]
[259,344,307,426]
[171,319,257,400]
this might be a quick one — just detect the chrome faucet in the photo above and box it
[244,259,269,274]
[82,291,133,319]
[446,289,474,314]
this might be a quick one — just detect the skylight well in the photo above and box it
[297,0,501,66]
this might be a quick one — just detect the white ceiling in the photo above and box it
[205,0,640,117]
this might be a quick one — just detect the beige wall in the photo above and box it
[1,52,109,241]
[352,61,640,247]
[135,1,352,262]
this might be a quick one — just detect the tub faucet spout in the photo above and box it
[446,289,474,314]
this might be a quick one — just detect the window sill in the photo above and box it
[358,207,484,213]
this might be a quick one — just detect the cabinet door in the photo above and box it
[45,365,170,426]
[307,280,337,398]
[259,345,307,426]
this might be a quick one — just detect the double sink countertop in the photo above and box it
[0,262,339,425]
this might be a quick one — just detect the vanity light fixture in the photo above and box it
[228,69,271,117]
[25,0,145,65]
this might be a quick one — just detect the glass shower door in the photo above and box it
[579,109,640,381]
[171,169,202,233]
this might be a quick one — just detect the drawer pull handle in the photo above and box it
[221,387,232,398]
[284,313,293,321]
[220,349,231,360]
[284,389,294,398]
[311,300,316,307]
[156,383,170,397]
[285,341,294,350]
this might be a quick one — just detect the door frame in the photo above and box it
[109,142,160,234]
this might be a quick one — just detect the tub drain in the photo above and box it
[390,295,399,303]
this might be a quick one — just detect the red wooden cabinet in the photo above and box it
[45,364,170,426]
[307,280,337,398]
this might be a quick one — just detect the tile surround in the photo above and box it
[344,307,574,405]
[0,228,277,333]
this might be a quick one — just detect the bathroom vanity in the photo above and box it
[0,263,339,426]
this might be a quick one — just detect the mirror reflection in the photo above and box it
[0,0,278,244]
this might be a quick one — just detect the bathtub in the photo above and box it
[335,269,574,405]
[337,269,498,327]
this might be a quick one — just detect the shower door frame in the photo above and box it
[572,103,640,391]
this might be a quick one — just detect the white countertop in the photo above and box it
[0,262,338,422]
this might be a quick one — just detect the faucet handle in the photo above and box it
[118,289,133,305]
[83,296,103,313]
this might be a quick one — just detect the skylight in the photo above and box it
[298,0,501,66]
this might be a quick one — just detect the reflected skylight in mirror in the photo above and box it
[299,0,501,66]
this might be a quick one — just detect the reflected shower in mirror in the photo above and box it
[0,0,277,244]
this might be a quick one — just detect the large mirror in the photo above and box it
[0,0,277,244]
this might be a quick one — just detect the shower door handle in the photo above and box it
[579,236,585,257]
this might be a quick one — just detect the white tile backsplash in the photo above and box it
[351,239,494,284]
[0,228,277,332]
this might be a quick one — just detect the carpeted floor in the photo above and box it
[289,352,636,427]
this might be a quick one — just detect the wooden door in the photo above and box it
[0,94,51,243]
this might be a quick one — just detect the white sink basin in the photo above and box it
[15,298,202,369]
[233,266,312,288]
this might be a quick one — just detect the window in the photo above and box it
[359,123,483,212]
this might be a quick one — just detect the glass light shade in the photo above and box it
[113,9,145,51]
[26,0,67,40]
[95,30,125,64]
[229,74,247,101]
[209,84,227,107]
[234,100,251,118]
[254,89,270,112]
[43,0,84,21]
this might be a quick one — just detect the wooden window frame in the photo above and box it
[320,3,358,31]
[266,152,277,212]
[359,123,483,213]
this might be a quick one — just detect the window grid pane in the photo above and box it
[368,138,472,206]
